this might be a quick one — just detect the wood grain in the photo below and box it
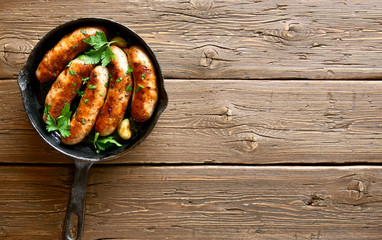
[3,1,382,239]
[3,79,382,164]
[1,165,382,239]
[2,0,382,80]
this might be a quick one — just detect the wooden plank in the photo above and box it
[0,165,382,239]
[3,79,382,164]
[2,0,382,80]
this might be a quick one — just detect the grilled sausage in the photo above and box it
[126,45,158,122]
[36,26,107,82]
[43,58,95,122]
[95,45,133,136]
[62,66,109,145]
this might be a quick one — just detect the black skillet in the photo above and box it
[17,18,168,240]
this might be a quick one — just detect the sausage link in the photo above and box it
[43,58,95,122]
[127,45,158,122]
[62,66,109,145]
[36,26,107,82]
[95,45,133,136]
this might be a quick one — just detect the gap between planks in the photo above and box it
[2,163,382,168]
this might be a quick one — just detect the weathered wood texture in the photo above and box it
[3,1,382,239]
[1,165,382,240]
[2,0,382,80]
[2,79,382,164]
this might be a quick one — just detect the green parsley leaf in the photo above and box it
[105,82,109,88]
[88,84,97,89]
[80,29,88,35]
[66,60,74,68]
[116,77,123,83]
[84,99,89,104]
[83,31,108,49]
[125,85,132,92]
[101,45,115,67]
[99,92,104,97]
[91,132,122,154]
[126,68,133,74]
[73,83,77,87]
[82,77,89,84]
[81,119,86,125]
[81,31,116,67]
[44,103,72,138]
[82,47,103,65]
[44,103,50,115]
[135,83,145,93]
[45,115,58,132]
[141,74,145,80]
[69,70,77,76]
[72,44,78,49]
[59,102,72,120]
[76,89,84,97]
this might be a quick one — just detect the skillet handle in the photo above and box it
[63,160,94,240]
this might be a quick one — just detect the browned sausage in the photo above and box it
[62,66,109,145]
[36,26,107,82]
[127,45,158,122]
[95,45,133,136]
[43,58,95,122]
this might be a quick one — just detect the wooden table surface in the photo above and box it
[2,0,382,239]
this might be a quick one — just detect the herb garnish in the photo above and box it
[128,117,137,133]
[44,103,71,138]
[69,70,77,76]
[125,68,133,76]
[141,73,145,80]
[80,30,88,35]
[84,99,89,104]
[81,119,86,125]
[76,89,84,97]
[88,85,97,89]
[135,83,145,93]
[125,85,132,92]
[82,77,89,84]
[82,31,117,67]
[116,77,123,83]
[66,60,73,68]
[91,132,122,153]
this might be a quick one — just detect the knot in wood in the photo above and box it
[305,194,326,207]
[190,0,213,11]
[200,47,219,69]
[225,107,232,118]
[259,23,314,44]
[347,179,368,194]
[334,179,370,205]
[240,133,258,152]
